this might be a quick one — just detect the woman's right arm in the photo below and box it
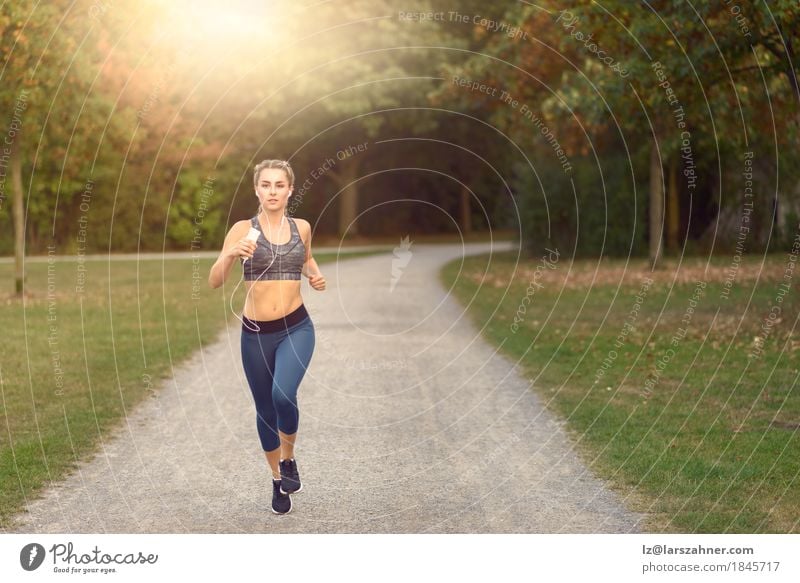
[208,220,255,289]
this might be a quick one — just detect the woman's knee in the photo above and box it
[255,403,278,425]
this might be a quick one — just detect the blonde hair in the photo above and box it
[253,159,294,188]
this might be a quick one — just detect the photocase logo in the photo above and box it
[390,235,413,292]
[20,543,46,571]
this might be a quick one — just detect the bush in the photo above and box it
[513,150,648,258]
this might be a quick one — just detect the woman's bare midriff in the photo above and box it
[242,280,303,320]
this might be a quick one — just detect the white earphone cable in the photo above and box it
[229,211,286,333]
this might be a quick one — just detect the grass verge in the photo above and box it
[441,251,799,533]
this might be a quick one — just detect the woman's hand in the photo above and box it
[309,272,326,291]
[227,238,257,261]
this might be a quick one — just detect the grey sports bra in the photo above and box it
[242,215,306,281]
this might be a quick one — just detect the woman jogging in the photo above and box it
[208,159,326,515]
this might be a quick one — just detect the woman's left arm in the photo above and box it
[300,219,326,291]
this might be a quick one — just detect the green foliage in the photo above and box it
[2,0,798,257]
[516,151,648,257]
[433,0,800,257]
[1,1,155,252]
[167,168,222,249]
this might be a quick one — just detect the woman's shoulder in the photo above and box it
[220,219,252,249]
[291,216,311,231]
[232,218,254,231]
[226,219,253,238]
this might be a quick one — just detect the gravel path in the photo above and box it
[8,242,647,533]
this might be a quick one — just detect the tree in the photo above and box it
[561,0,800,261]
[1,1,150,292]
[435,0,800,261]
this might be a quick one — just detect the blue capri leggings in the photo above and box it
[240,304,315,452]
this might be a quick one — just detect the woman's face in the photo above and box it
[255,168,292,211]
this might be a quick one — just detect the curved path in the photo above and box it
[9,242,646,533]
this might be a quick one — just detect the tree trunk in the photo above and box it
[778,180,800,241]
[10,131,25,296]
[460,183,472,234]
[330,158,360,237]
[666,154,679,252]
[649,142,664,269]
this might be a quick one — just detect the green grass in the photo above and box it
[0,251,376,529]
[441,252,799,533]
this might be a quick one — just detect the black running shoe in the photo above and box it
[279,458,302,494]
[271,479,292,514]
